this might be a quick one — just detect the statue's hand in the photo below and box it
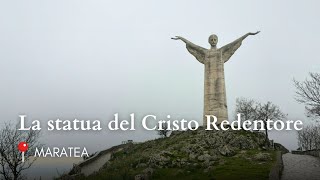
[249,31,260,36]
[171,36,183,40]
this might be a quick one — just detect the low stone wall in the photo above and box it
[274,143,289,154]
[269,151,283,180]
[68,144,129,175]
[292,150,320,157]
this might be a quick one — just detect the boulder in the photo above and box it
[219,145,236,156]
[197,154,211,162]
[254,152,271,161]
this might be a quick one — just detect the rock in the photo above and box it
[136,163,147,168]
[135,174,146,180]
[209,154,219,161]
[68,127,288,179]
[209,149,219,156]
[181,158,187,162]
[229,135,256,149]
[204,166,214,173]
[197,154,211,162]
[192,163,199,168]
[202,159,215,167]
[133,168,154,180]
[219,145,236,156]
[160,150,173,156]
[189,153,197,160]
[254,153,271,161]
[149,153,170,166]
[143,167,154,176]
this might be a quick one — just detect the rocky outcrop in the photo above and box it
[107,128,272,175]
[254,152,272,161]
[57,126,285,180]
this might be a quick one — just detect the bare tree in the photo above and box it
[0,122,41,180]
[255,101,286,145]
[297,126,310,150]
[235,98,286,145]
[297,124,320,150]
[294,72,320,120]
[234,98,258,128]
[157,123,170,138]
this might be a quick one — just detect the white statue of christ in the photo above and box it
[172,31,259,125]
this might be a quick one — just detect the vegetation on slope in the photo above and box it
[79,128,277,180]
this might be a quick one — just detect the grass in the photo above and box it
[213,150,276,180]
[83,149,276,180]
[73,130,277,180]
[150,150,276,180]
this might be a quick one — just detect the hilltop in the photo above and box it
[64,128,286,180]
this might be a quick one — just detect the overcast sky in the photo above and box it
[0,0,319,152]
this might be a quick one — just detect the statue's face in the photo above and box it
[209,34,218,46]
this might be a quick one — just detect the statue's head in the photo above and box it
[208,34,218,47]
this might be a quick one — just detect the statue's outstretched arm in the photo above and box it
[223,31,260,49]
[171,36,205,52]
[221,31,260,63]
[172,36,206,64]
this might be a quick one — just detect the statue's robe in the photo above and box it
[186,40,242,125]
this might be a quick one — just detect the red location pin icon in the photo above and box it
[18,142,28,162]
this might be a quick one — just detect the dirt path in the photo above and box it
[282,153,320,180]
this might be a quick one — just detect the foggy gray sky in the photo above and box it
[0,0,319,152]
